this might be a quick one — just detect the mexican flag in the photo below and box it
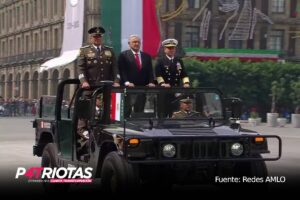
[101,0,161,57]
[111,92,124,121]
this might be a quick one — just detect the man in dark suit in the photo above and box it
[118,35,155,117]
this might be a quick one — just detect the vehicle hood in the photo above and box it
[103,126,259,138]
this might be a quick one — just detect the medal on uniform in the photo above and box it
[94,60,98,64]
[104,50,112,57]
[87,61,91,64]
[87,52,95,58]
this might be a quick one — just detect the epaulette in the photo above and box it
[103,45,113,49]
[80,45,91,49]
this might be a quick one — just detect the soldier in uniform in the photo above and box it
[155,38,190,88]
[172,97,202,119]
[77,26,120,88]
[156,39,190,117]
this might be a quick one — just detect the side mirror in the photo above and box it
[77,99,92,119]
[224,97,242,119]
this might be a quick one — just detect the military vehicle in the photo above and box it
[33,79,281,192]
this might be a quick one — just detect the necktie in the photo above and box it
[135,53,141,70]
[96,46,100,53]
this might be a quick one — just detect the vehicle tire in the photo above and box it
[41,143,70,194]
[101,151,138,194]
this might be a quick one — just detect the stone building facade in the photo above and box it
[0,0,100,100]
[159,0,300,58]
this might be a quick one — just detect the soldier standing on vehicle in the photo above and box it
[155,39,190,88]
[155,39,190,117]
[77,26,120,88]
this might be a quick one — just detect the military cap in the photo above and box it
[162,38,178,47]
[88,26,105,36]
[179,95,193,103]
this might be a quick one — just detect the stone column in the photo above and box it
[12,74,16,98]
[20,75,24,98]
[4,81,8,100]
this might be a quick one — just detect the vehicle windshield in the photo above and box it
[110,88,223,122]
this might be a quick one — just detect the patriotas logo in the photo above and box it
[15,167,93,180]
[15,167,44,179]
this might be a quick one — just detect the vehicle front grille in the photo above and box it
[174,138,250,160]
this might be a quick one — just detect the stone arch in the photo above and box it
[62,68,70,80]
[7,74,13,99]
[62,69,70,100]
[23,72,30,99]
[51,69,59,95]
[0,74,5,98]
[32,71,39,99]
[41,71,48,95]
[15,73,21,98]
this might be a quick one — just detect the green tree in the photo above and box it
[270,78,285,113]
[290,77,300,113]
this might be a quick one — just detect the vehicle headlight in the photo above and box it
[162,144,176,158]
[231,143,244,156]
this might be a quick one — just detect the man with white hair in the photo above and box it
[118,35,155,117]
[118,35,155,88]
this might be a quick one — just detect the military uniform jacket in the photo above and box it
[155,55,189,87]
[77,45,120,85]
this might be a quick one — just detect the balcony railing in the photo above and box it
[0,49,61,66]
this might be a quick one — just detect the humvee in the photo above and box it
[33,79,281,192]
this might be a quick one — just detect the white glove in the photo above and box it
[82,130,89,140]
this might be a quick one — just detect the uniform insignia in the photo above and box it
[176,62,182,70]
[87,61,92,64]
[94,60,98,64]
[164,65,169,69]
[87,52,95,58]
[104,50,112,57]
[79,49,84,56]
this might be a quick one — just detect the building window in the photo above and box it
[54,28,60,49]
[54,0,58,15]
[9,39,13,56]
[43,0,48,18]
[34,33,39,51]
[269,30,284,50]
[16,6,20,26]
[25,4,29,23]
[17,37,21,55]
[44,31,49,49]
[25,35,30,52]
[9,9,12,28]
[1,41,6,57]
[272,0,285,13]
[1,13,4,30]
[188,0,201,9]
[185,26,200,47]
[33,0,38,20]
